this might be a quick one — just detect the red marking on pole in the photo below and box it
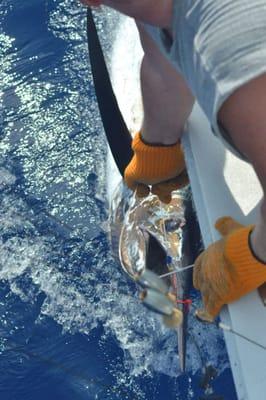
[177,299,192,312]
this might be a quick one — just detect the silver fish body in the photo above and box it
[109,182,200,372]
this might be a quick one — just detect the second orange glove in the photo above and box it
[193,217,266,321]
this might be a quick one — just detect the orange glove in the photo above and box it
[193,217,266,321]
[124,132,188,203]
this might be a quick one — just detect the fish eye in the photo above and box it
[164,219,182,232]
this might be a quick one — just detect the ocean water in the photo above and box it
[0,1,238,399]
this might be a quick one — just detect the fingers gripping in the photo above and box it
[151,171,189,203]
[215,216,244,236]
[124,132,188,201]
[136,183,150,197]
[193,240,225,319]
[204,298,222,319]
[193,252,205,290]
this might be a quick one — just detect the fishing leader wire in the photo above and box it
[161,264,266,352]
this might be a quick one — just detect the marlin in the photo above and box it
[86,8,201,372]
[108,182,201,371]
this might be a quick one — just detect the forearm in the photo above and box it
[218,74,266,263]
[138,24,194,145]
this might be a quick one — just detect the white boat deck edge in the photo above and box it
[182,103,266,400]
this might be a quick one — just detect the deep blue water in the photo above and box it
[0,1,238,399]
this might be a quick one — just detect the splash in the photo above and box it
[0,3,231,398]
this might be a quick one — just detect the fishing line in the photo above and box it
[156,214,266,354]
[159,264,195,278]
[131,196,266,354]
[188,301,266,352]
[217,322,266,351]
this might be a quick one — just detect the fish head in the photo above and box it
[110,186,186,280]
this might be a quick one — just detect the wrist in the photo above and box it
[140,132,179,147]
[140,122,183,145]
[131,132,186,182]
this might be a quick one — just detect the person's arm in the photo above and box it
[123,23,194,201]
[218,73,266,263]
[137,23,194,145]
[80,0,194,202]
[194,74,266,321]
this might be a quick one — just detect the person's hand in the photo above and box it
[193,216,266,321]
[124,132,189,203]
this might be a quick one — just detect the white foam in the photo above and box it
[0,5,230,390]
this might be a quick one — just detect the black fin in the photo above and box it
[86,8,133,176]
